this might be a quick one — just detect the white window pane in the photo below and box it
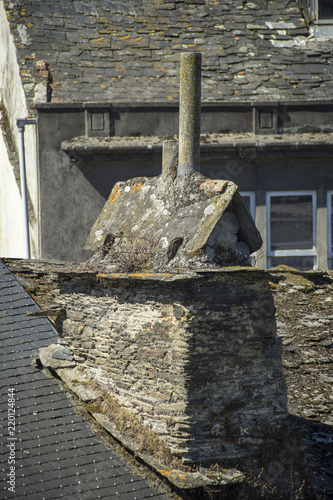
[270,195,313,251]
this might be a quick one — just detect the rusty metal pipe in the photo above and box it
[178,52,201,175]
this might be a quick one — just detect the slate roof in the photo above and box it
[4,0,333,112]
[0,260,170,499]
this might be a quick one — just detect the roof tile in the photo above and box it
[0,260,170,499]
[4,0,333,110]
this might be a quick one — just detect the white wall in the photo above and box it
[0,4,39,258]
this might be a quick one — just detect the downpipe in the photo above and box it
[16,118,36,259]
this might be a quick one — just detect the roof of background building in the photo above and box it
[4,0,333,112]
[0,260,170,499]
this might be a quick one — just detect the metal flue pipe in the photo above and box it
[178,52,201,176]
[17,118,36,259]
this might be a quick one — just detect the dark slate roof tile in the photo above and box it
[124,487,165,499]
[5,0,333,109]
[0,260,169,499]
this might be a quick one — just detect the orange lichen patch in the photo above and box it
[92,37,105,42]
[155,468,199,489]
[128,273,174,279]
[131,181,143,193]
[200,179,229,193]
[103,272,177,280]
[109,186,121,204]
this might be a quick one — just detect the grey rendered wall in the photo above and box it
[38,108,104,262]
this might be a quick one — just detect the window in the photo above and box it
[300,0,333,38]
[266,192,317,270]
[317,0,333,21]
[300,0,333,22]
[327,191,333,268]
[240,192,256,265]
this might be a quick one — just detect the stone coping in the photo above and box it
[5,258,333,281]
[3,258,272,282]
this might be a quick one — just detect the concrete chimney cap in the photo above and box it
[83,170,262,271]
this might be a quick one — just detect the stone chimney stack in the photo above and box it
[178,52,201,176]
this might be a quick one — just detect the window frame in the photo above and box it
[303,0,333,24]
[266,191,317,270]
[316,0,333,24]
[300,0,333,31]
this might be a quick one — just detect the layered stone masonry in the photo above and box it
[59,269,286,466]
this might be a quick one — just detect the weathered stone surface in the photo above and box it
[271,269,333,425]
[39,343,76,369]
[178,52,201,175]
[83,170,262,271]
[51,344,73,361]
[92,412,246,495]
[56,366,99,402]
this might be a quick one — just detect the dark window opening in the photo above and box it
[318,0,333,20]
[270,195,313,251]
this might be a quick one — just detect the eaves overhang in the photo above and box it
[61,132,333,166]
